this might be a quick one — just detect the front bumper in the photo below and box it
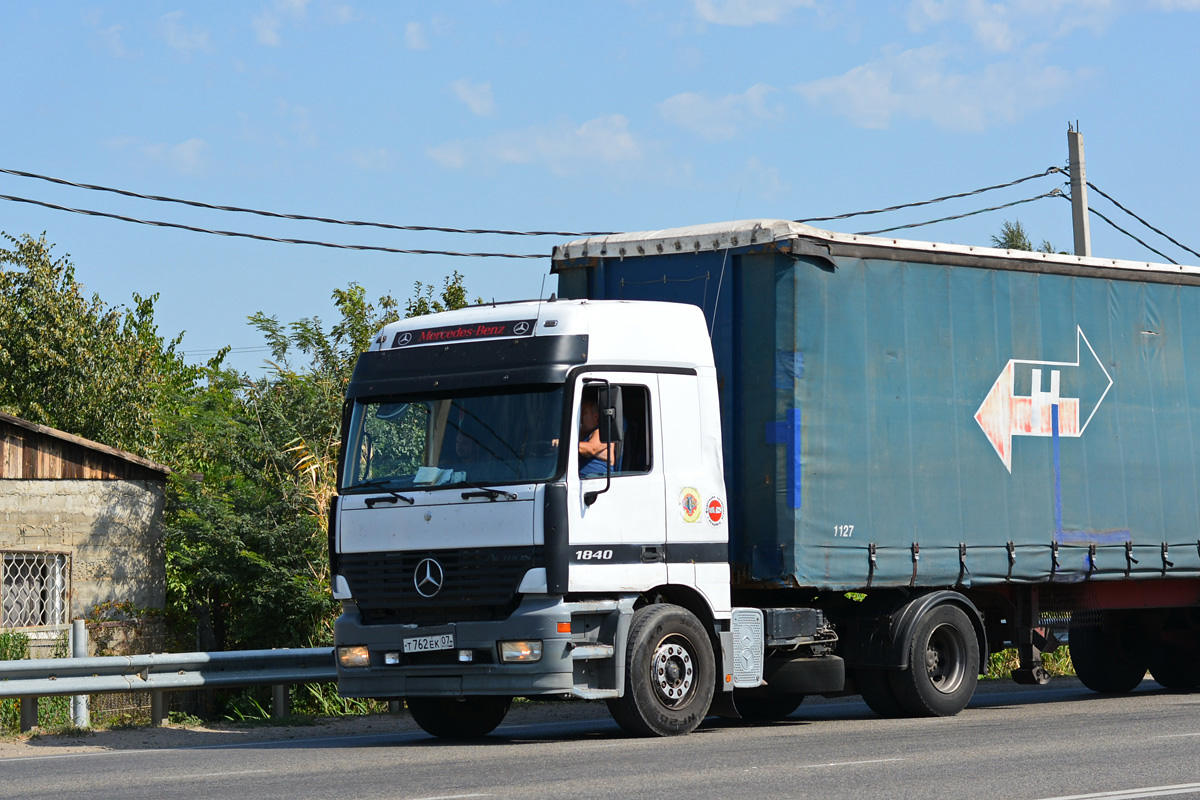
[335,594,575,698]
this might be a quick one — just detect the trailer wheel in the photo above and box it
[606,604,715,737]
[732,691,804,721]
[888,604,979,717]
[856,669,906,718]
[1070,612,1147,694]
[1147,646,1200,690]
[406,696,511,738]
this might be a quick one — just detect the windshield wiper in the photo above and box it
[349,478,415,507]
[365,491,415,508]
[459,481,518,501]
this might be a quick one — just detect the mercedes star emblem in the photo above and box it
[414,558,445,597]
[513,321,530,335]
[397,331,413,346]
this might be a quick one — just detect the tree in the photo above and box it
[404,270,473,318]
[2,228,478,655]
[163,274,473,651]
[0,233,199,459]
[991,220,1057,254]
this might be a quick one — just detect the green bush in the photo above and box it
[985,645,1074,680]
[0,631,74,734]
[1,632,31,733]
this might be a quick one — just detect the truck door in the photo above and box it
[566,374,667,592]
[658,372,729,604]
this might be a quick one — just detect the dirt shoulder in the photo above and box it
[0,679,1081,759]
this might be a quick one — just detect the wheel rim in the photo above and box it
[651,635,696,708]
[925,622,968,695]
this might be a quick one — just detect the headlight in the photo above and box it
[498,640,543,663]
[337,645,371,668]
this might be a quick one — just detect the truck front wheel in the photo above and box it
[406,696,511,738]
[607,604,715,737]
[888,604,979,717]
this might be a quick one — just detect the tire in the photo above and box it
[733,691,804,721]
[606,604,716,737]
[1069,612,1147,694]
[888,604,979,717]
[856,669,906,718]
[1147,646,1200,690]
[406,696,511,739]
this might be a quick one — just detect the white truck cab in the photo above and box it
[332,298,791,737]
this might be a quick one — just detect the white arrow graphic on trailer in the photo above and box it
[974,326,1113,473]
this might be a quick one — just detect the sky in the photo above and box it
[3,1,1200,373]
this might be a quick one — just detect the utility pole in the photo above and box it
[1068,122,1091,257]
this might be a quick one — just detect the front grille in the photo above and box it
[340,546,541,626]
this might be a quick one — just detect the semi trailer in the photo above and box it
[332,219,1200,737]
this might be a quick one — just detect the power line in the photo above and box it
[179,345,274,357]
[798,167,1064,224]
[0,166,613,238]
[1057,193,1179,265]
[854,190,1062,236]
[0,194,547,259]
[1082,179,1200,262]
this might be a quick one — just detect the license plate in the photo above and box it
[402,633,455,653]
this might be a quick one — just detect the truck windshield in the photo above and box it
[342,385,565,491]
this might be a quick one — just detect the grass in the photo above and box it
[168,710,204,726]
[984,645,1074,680]
[25,724,93,740]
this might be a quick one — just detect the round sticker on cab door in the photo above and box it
[706,496,724,526]
[679,487,702,523]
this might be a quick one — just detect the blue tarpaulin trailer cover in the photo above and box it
[553,220,1200,592]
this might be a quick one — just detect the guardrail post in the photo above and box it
[151,691,165,726]
[272,684,289,719]
[70,619,90,728]
[388,700,401,714]
[19,697,38,732]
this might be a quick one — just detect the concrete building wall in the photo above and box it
[0,479,166,620]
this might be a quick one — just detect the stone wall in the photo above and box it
[0,479,166,619]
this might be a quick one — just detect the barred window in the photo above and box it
[1,551,70,629]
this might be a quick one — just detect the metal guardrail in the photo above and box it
[0,647,337,731]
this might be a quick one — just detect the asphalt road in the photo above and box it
[4,679,1199,800]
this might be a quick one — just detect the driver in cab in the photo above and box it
[576,394,615,477]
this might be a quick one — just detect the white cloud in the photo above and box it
[96,24,131,58]
[253,13,282,46]
[138,138,210,174]
[427,141,468,169]
[405,21,429,50]
[275,100,318,148]
[428,115,642,176]
[159,11,211,55]
[346,146,398,171]
[657,83,782,141]
[794,44,1077,131]
[84,11,135,58]
[326,4,358,24]
[907,0,1016,51]
[450,79,495,117]
[691,0,815,26]
[733,157,790,202]
[253,0,309,47]
[905,0,1128,51]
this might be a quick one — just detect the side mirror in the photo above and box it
[597,385,624,444]
[583,381,622,506]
